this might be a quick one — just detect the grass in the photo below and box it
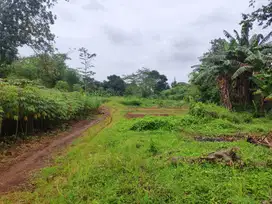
[119,97,187,108]
[1,98,272,203]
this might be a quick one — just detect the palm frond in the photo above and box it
[249,34,259,47]
[251,76,265,88]
[241,22,250,46]
[260,31,272,45]
[204,54,226,63]
[223,30,236,43]
[257,34,264,44]
[233,30,241,44]
[235,46,253,56]
[191,65,200,69]
[232,65,254,80]
[194,65,219,84]
[255,42,272,51]
[191,64,201,72]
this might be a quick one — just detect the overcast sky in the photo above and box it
[20,0,266,82]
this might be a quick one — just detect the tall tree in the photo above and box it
[123,68,169,97]
[192,38,235,110]
[242,0,272,29]
[103,75,126,95]
[223,22,272,106]
[6,53,70,87]
[0,0,68,65]
[78,47,96,93]
[64,68,81,89]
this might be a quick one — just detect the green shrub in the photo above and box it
[120,99,142,106]
[189,102,253,124]
[130,116,184,131]
[179,115,203,126]
[55,81,69,91]
[0,83,103,136]
[73,84,83,92]
[130,117,174,131]
[156,99,186,108]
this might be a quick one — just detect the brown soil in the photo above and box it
[126,112,169,119]
[194,136,242,142]
[0,107,110,194]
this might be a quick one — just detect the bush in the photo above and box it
[55,81,69,91]
[179,115,203,126]
[120,99,142,106]
[189,102,253,124]
[130,117,181,131]
[0,83,103,136]
[73,84,83,92]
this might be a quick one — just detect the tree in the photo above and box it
[191,23,272,111]
[103,75,126,95]
[78,47,96,93]
[223,22,272,106]
[192,39,235,110]
[252,71,272,115]
[124,83,142,96]
[171,78,178,88]
[5,53,70,87]
[242,0,272,29]
[64,68,81,90]
[189,71,220,104]
[0,0,68,65]
[148,70,169,93]
[123,68,169,97]
[73,84,83,92]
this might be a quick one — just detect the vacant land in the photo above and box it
[1,98,272,203]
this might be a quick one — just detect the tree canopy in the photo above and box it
[124,68,169,97]
[0,0,68,65]
[242,0,272,29]
[103,75,126,96]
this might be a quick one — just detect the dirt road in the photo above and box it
[0,107,110,193]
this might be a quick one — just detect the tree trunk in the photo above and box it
[233,71,252,108]
[217,75,232,110]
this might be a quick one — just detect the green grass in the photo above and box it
[119,97,187,108]
[1,99,272,204]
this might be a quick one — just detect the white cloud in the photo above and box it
[20,0,257,82]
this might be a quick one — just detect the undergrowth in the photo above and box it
[119,97,186,108]
[1,99,272,204]
[126,102,271,136]
[189,102,253,123]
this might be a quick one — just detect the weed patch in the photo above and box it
[1,99,272,204]
[120,99,142,106]
[130,117,178,131]
[190,102,253,123]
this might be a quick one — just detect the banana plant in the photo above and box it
[251,71,272,115]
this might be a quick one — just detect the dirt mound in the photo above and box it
[0,107,111,194]
[169,147,242,166]
[126,112,169,119]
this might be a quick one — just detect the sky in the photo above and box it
[20,0,266,83]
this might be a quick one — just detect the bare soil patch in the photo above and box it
[0,107,110,194]
[194,136,242,142]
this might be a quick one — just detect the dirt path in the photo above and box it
[0,107,111,194]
